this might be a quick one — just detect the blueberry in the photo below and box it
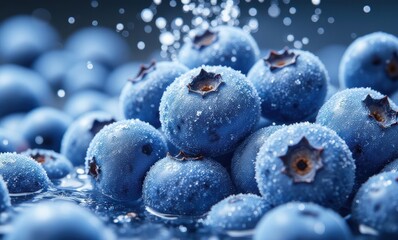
[160,66,260,157]
[0,15,59,66]
[65,27,131,69]
[21,107,72,152]
[0,65,53,118]
[254,202,352,240]
[105,62,141,96]
[178,26,260,74]
[352,172,398,238]
[63,90,111,119]
[33,50,78,90]
[63,60,109,94]
[21,149,73,180]
[0,176,10,212]
[231,125,282,195]
[204,194,271,232]
[340,32,398,95]
[120,61,189,128]
[61,111,116,166]
[5,201,115,240]
[143,152,234,216]
[0,113,25,131]
[0,153,50,194]
[255,123,355,210]
[0,128,29,153]
[316,88,398,185]
[381,158,398,173]
[86,119,168,202]
[247,48,328,123]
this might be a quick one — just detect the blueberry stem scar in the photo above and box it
[363,94,398,128]
[129,60,156,83]
[279,137,323,183]
[187,69,224,97]
[168,151,203,161]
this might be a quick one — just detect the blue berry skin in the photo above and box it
[106,62,141,96]
[381,159,398,173]
[63,60,109,94]
[352,172,398,238]
[143,154,234,216]
[0,15,59,66]
[204,194,271,231]
[21,107,72,152]
[33,50,78,90]
[231,126,282,195]
[86,119,168,202]
[247,48,328,124]
[0,176,11,212]
[254,202,352,240]
[22,149,73,180]
[160,66,261,157]
[0,113,25,131]
[340,32,398,95]
[5,201,115,240]
[316,88,398,185]
[65,27,131,69]
[255,123,355,210]
[120,61,189,128]
[0,153,50,194]
[61,111,116,166]
[0,129,29,153]
[0,65,53,118]
[63,90,112,119]
[178,26,260,74]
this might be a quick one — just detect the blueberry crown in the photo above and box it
[89,118,116,135]
[187,69,224,97]
[363,94,398,128]
[279,137,324,183]
[193,29,217,49]
[264,48,299,71]
[129,60,156,83]
[88,157,101,180]
[167,151,203,161]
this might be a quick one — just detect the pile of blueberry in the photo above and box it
[1,12,398,240]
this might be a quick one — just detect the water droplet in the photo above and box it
[2,139,9,146]
[317,27,325,35]
[116,23,124,31]
[268,4,280,18]
[289,7,297,14]
[156,17,167,29]
[119,8,125,14]
[159,32,175,46]
[141,8,154,23]
[311,0,321,6]
[287,34,294,42]
[327,17,335,24]
[283,17,292,26]
[35,136,44,145]
[137,41,146,50]
[57,89,66,98]
[91,0,98,8]
[86,61,94,70]
[68,17,75,24]
[363,5,371,13]
[92,20,98,26]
